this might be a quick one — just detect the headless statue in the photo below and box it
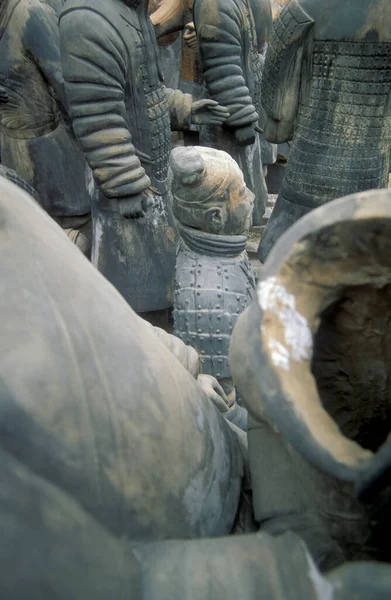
[1,170,391,599]
[171,146,255,423]
[0,0,92,241]
[59,0,228,315]
[258,0,391,261]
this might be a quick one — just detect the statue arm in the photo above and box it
[193,0,258,130]
[23,1,67,106]
[262,0,315,143]
[59,9,151,200]
[165,87,193,130]
[150,0,186,39]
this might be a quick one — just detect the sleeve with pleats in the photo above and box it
[59,9,151,199]
[193,0,259,129]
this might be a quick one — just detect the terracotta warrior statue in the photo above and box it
[258,0,391,261]
[59,0,228,316]
[2,167,391,599]
[193,0,275,225]
[0,0,92,246]
[171,146,255,419]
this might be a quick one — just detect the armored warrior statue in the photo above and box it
[0,0,92,245]
[193,0,275,224]
[258,0,391,261]
[59,0,228,315]
[171,146,255,413]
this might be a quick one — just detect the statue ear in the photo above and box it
[204,207,223,234]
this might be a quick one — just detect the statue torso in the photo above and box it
[0,0,59,137]
[174,225,255,381]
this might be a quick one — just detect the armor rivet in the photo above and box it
[217,285,221,289]
[197,329,202,333]
[225,287,228,291]
[216,305,220,309]
[198,305,202,309]
[197,284,201,288]
[197,291,201,296]
[218,337,222,341]
[216,329,220,334]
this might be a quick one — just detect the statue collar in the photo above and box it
[176,221,247,258]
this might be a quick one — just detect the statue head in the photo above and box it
[170,146,254,236]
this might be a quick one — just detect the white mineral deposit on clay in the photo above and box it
[91,217,103,266]
[258,276,313,369]
[269,339,290,371]
[85,164,95,199]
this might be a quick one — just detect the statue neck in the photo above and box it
[176,221,248,258]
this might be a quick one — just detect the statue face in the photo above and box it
[223,176,255,236]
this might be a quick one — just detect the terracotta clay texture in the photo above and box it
[231,189,391,569]
[259,0,391,260]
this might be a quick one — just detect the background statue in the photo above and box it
[1,175,391,598]
[193,0,275,224]
[232,188,391,570]
[0,0,92,246]
[171,146,255,423]
[59,0,228,318]
[258,0,391,261]
[150,0,202,100]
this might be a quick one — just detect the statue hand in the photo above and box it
[197,374,231,413]
[234,124,256,146]
[191,99,229,126]
[183,22,197,49]
[0,85,8,103]
[118,190,154,219]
